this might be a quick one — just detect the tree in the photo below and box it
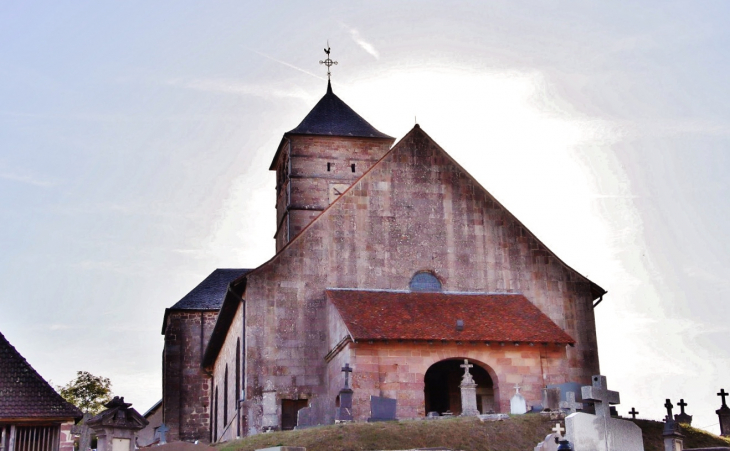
[58,371,113,414]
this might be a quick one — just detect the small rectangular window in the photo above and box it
[351,164,356,173]
[327,163,331,172]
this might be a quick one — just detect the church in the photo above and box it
[160,65,605,443]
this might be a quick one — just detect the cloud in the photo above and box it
[347,27,380,59]
[0,171,55,187]
[166,78,314,102]
[249,49,324,81]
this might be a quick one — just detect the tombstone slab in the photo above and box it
[511,384,528,415]
[367,395,397,422]
[478,414,509,422]
[543,388,561,412]
[296,407,316,429]
[565,376,644,451]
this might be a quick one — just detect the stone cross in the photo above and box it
[460,359,475,385]
[628,407,639,420]
[560,391,583,414]
[664,399,674,421]
[552,422,565,438]
[514,383,522,393]
[157,424,169,445]
[719,389,729,408]
[341,363,353,389]
[677,399,687,414]
[581,375,619,419]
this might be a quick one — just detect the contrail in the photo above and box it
[249,49,325,81]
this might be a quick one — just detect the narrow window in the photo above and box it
[236,338,241,437]
[224,365,229,425]
[351,163,356,173]
[214,386,218,441]
[327,162,331,172]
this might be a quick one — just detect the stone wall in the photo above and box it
[59,421,75,451]
[162,310,217,443]
[210,301,244,443]
[241,126,600,431]
[272,135,392,251]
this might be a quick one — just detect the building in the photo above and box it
[161,79,606,442]
[0,331,81,451]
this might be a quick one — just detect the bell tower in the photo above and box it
[269,47,394,252]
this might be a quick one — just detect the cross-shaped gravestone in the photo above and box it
[157,424,169,444]
[341,363,353,389]
[514,383,522,393]
[460,359,475,384]
[581,375,619,419]
[719,389,729,408]
[552,422,565,438]
[664,399,674,421]
[560,391,583,414]
[628,407,639,420]
[677,399,688,414]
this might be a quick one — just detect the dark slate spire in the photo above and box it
[287,82,393,139]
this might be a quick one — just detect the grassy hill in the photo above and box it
[217,415,730,451]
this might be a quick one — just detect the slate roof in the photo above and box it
[287,81,393,139]
[326,290,575,344]
[0,331,83,419]
[169,269,251,310]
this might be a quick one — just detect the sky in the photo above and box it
[1,0,730,434]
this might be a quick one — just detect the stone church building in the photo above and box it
[160,79,606,443]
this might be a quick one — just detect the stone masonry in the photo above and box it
[162,311,217,443]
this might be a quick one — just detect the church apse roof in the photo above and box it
[326,290,575,344]
[286,81,393,139]
[0,331,83,420]
[168,268,251,311]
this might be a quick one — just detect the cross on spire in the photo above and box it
[581,375,619,419]
[628,407,639,420]
[678,399,688,414]
[341,363,353,389]
[319,43,338,81]
[664,399,674,421]
[719,389,729,407]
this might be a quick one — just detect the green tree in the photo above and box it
[58,371,113,414]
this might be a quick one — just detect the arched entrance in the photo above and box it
[423,359,495,415]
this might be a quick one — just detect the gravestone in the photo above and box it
[511,384,528,415]
[533,423,564,451]
[675,399,692,425]
[296,407,316,429]
[262,380,279,432]
[629,407,639,420]
[716,389,730,437]
[157,424,169,445]
[459,359,480,416]
[478,413,508,422]
[543,387,561,412]
[565,375,644,451]
[664,399,684,451]
[560,392,583,414]
[367,396,397,422]
[334,364,354,422]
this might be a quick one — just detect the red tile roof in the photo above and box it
[0,331,83,419]
[326,290,574,344]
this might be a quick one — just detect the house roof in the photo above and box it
[287,81,393,139]
[0,331,83,420]
[326,290,575,344]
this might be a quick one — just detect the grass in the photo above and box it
[216,415,730,451]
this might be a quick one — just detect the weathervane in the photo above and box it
[319,42,338,80]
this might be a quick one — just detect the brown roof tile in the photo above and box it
[0,331,83,419]
[326,290,574,344]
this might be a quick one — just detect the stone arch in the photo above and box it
[423,357,499,415]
